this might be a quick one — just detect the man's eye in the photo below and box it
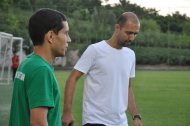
[126,31,138,35]
[66,32,69,36]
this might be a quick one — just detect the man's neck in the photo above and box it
[34,46,54,64]
[106,37,122,49]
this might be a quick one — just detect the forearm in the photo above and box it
[62,70,82,126]
[62,79,76,126]
[63,78,77,113]
[128,81,143,126]
[128,83,139,116]
[30,122,48,126]
[63,69,83,113]
[30,107,48,126]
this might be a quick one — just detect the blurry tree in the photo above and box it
[140,19,160,32]
[0,0,10,11]
[0,0,190,65]
[182,21,190,35]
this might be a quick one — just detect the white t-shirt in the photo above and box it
[74,40,136,126]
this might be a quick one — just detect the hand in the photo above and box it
[62,112,74,126]
[134,119,143,126]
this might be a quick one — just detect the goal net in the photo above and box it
[0,32,23,85]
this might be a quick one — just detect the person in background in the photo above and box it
[62,12,143,126]
[9,8,71,126]
[11,50,19,80]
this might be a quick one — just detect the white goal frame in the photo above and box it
[0,32,23,85]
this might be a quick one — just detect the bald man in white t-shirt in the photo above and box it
[62,12,143,126]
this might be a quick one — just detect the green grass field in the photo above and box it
[0,70,190,126]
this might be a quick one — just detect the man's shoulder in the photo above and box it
[92,40,105,45]
[89,40,106,49]
[19,54,51,72]
[123,47,135,54]
[81,40,107,57]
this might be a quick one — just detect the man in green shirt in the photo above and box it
[9,8,71,126]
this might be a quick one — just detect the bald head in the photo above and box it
[116,12,140,27]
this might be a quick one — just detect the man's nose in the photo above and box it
[67,35,71,43]
[129,34,135,41]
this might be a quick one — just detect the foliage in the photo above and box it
[140,19,161,32]
[182,21,190,35]
[0,0,10,11]
[131,46,190,65]
[0,0,190,65]
[133,30,190,49]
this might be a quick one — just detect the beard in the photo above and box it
[53,48,66,58]
[118,39,132,47]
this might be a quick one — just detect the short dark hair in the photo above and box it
[28,8,67,46]
[117,14,128,27]
[116,12,139,27]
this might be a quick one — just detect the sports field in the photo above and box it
[0,70,190,126]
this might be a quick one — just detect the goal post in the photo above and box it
[0,32,24,85]
[13,37,24,64]
[0,32,13,85]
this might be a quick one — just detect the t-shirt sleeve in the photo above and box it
[26,67,55,109]
[74,45,96,74]
[130,51,136,78]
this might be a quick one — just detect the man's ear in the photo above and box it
[115,24,121,34]
[46,31,54,44]
[114,24,121,32]
[115,24,120,31]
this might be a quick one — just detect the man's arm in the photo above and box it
[128,79,143,126]
[30,107,48,126]
[62,69,83,126]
